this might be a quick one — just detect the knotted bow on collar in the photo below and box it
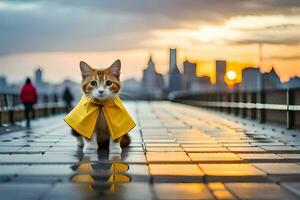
[64,95,136,140]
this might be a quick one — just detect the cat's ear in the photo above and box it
[108,59,121,77]
[80,61,93,77]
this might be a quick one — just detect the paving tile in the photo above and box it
[227,147,265,152]
[149,164,204,176]
[237,153,283,160]
[35,154,81,163]
[0,183,52,200]
[199,164,266,176]
[183,147,229,152]
[43,183,97,200]
[127,164,149,176]
[143,139,176,143]
[145,143,180,147]
[146,152,190,162]
[253,163,300,174]
[278,154,300,159]
[0,146,22,153]
[207,182,226,190]
[154,183,214,199]
[222,143,252,147]
[18,146,50,153]
[281,182,300,197]
[108,183,154,200]
[180,144,222,148]
[225,183,298,200]
[0,165,29,175]
[122,154,147,163]
[260,146,299,151]
[146,147,183,152]
[19,165,75,175]
[212,190,236,200]
[188,153,241,161]
[0,154,42,163]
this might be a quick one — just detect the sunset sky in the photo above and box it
[0,0,299,84]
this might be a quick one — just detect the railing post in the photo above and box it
[234,92,239,116]
[218,93,223,112]
[287,88,294,129]
[257,90,265,123]
[0,107,2,127]
[242,92,247,118]
[6,94,15,125]
[43,95,49,117]
[0,94,3,126]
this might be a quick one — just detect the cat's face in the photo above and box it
[79,60,121,101]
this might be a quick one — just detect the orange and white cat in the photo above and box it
[75,60,130,153]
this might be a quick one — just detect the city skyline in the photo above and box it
[0,47,298,85]
[1,48,299,101]
[0,0,299,83]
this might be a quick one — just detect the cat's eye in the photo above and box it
[90,80,97,86]
[105,80,113,86]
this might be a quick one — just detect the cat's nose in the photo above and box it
[98,90,104,94]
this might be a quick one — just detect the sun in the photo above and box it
[226,70,237,81]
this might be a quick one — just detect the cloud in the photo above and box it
[0,1,39,11]
[0,0,300,55]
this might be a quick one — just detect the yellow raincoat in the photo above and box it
[64,96,136,140]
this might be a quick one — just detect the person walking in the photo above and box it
[20,78,38,128]
[62,87,74,112]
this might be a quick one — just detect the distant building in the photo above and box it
[262,67,281,90]
[0,76,7,91]
[241,67,262,91]
[141,56,164,89]
[215,60,227,91]
[197,76,212,92]
[286,77,300,89]
[140,56,165,99]
[121,78,141,100]
[35,68,43,87]
[183,60,197,90]
[168,48,182,92]
[169,48,177,72]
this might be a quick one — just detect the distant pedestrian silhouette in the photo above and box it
[20,78,38,128]
[62,87,74,112]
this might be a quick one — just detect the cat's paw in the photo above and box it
[83,144,98,153]
[109,146,122,154]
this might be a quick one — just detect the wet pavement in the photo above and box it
[0,101,300,199]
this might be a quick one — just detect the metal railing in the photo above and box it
[0,93,67,126]
[171,88,300,129]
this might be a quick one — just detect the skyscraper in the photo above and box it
[241,67,261,91]
[35,68,43,87]
[183,60,196,90]
[168,48,182,92]
[141,56,164,89]
[215,60,226,91]
[169,48,177,72]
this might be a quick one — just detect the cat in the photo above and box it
[74,60,130,154]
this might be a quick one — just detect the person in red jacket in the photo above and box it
[20,78,38,127]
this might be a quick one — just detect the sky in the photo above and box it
[0,0,300,84]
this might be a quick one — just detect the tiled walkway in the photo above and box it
[0,101,300,199]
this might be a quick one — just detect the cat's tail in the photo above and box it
[120,134,131,148]
[71,129,81,137]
